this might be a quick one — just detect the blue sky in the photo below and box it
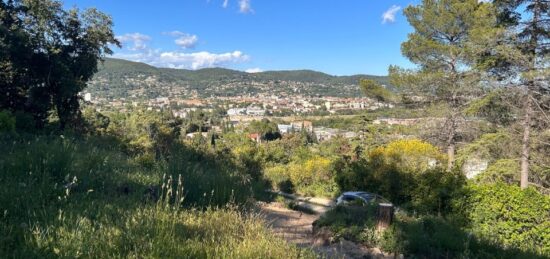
[63,0,417,76]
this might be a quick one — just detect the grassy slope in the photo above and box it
[0,134,313,258]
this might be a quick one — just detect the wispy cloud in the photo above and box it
[223,0,229,8]
[239,0,253,13]
[115,33,151,51]
[382,5,401,24]
[165,31,198,49]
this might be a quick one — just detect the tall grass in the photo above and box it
[0,134,313,258]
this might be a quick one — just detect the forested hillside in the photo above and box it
[88,58,391,99]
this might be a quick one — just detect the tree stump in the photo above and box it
[377,203,394,232]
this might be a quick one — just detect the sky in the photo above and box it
[63,0,418,76]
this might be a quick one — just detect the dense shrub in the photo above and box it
[464,184,550,256]
[265,165,295,193]
[82,107,111,134]
[264,155,340,197]
[316,205,548,258]
[474,159,519,184]
[386,215,546,259]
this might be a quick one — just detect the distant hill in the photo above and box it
[88,58,391,99]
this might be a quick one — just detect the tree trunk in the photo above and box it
[447,140,455,171]
[520,92,532,189]
[446,114,457,171]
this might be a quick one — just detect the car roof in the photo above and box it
[342,191,372,196]
[342,192,382,200]
[340,191,392,205]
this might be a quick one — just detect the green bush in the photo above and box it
[0,110,15,133]
[475,159,519,184]
[265,165,294,193]
[465,183,550,256]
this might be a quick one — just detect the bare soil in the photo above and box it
[259,202,393,259]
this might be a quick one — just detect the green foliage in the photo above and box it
[336,139,464,215]
[265,165,294,193]
[265,155,340,198]
[457,130,549,190]
[465,90,515,125]
[0,110,15,133]
[475,159,519,184]
[106,110,182,156]
[317,201,548,258]
[246,119,281,141]
[82,107,111,134]
[360,79,395,102]
[456,131,517,166]
[370,139,446,173]
[390,0,502,168]
[465,183,550,256]
[0,0,118,129]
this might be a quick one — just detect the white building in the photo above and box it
[278,124,293,134]
[227,108,247,116]
[246,106,266,116]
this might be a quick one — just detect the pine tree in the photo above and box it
[389,0,501,170]
[492,0,550,189]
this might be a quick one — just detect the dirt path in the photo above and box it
[260,202,390,259]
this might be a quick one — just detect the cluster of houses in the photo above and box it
[221,95,393,115]
[82,90,395,118]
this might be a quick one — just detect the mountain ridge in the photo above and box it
[88,58,391,99]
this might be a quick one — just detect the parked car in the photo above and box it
[335,191,390,206]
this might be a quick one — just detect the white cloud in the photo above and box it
[164,31,199,49]
[223,0,229,8]
[114,50,249,70]
[160,51,249,69]
[175,35,198,49]
[382,5,401,24]
[116,33,151,51]
[245,68,263,73]
[115,31,248,70]
[239,0,253,13]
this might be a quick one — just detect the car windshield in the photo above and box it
[357,193,375,201]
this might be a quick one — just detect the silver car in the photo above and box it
[335,191,390,206]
